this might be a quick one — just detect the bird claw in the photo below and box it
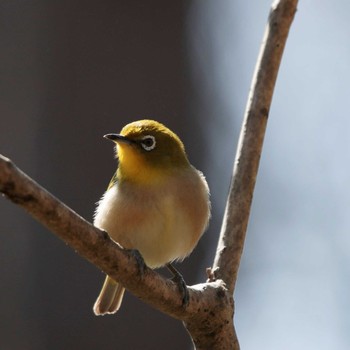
[128,249,147,277]
[166,263,189,307]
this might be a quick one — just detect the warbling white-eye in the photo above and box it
[93,119,210,315]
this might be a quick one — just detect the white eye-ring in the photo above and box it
[140,135,156,151]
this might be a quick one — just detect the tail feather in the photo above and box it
[93,276,125,315]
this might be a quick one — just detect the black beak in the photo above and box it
[103,134,134,145]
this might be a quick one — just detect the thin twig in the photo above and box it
[212,0,298,293]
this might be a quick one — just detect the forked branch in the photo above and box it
[0,0,298,349]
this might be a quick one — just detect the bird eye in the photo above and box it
[140,135,156,151]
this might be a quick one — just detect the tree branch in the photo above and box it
[0,153,234,347]
[0,0,298,348]
[212,0,298,293]
[0,154,223,320]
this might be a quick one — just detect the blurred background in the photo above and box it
[1,0,349,349]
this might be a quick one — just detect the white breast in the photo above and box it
[94,169,210,268]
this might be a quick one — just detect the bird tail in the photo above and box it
[93,276,125,315]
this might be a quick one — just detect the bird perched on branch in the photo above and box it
[93,119,210,315]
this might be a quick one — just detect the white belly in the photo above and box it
[93,176,206,268]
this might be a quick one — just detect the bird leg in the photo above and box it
[166,263,189,307]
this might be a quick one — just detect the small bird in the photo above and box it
[93,119,210,315]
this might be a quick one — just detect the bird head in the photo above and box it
[104,120,190,184]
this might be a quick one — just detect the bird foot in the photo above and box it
[166,263,189,307]
[128,249,147,278]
